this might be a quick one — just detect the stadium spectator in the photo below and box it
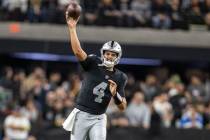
[0,66,14,90]
[43,91,56,123]
[3,106,31,140]
[169,0,189,29]
[124,73,137,103]
[168,81,189,126]
[97,0,122,26]
[151,0,172,29]
[28,0,42,22]
[153,91,173,128]
[125,91,151,129]
[41,0,58,23]
[66,73,81,98]
[187,74,206,103]
[43,87,67,128]
[178,104,203,129]
[188,0,204,24]
[0,87,13,113]
[12,69,26,102]
[63,95,75,116]
[114,0,133,27]
[52,99,66,127]
[21,67,46,101]
[20,99,39,123]
[130,0,151,27]
[20,0,28,21]
[47,71,62,91]
[195,102,206,125]
[140,74,160,102]
[82,0,99,25]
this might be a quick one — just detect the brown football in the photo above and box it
[66,0,82,20]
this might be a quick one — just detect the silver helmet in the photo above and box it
[100,41,122,68]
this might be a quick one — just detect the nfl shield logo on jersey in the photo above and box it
[105,75,109,79]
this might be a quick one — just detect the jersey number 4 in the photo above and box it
[93,82,108,103]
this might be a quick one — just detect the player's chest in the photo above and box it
[91,67,119,83]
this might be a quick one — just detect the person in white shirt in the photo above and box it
[153,92,173,127]
[4,106,31,140]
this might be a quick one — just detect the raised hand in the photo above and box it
[65,11,79,29]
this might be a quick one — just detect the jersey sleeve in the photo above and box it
[118,73,128,98]
[79,54,98,71]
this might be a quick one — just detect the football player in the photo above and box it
[63,13,127,140]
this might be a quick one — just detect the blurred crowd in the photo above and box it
[0,0,210,30]
[0,65,210,140]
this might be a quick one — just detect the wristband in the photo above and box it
[113,92,123,105]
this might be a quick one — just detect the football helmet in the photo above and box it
[100,41,122,68]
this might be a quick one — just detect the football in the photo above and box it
[66,0,82,20]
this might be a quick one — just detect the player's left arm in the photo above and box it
[108,74,127,111]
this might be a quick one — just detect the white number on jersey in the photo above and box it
[93,82,108,103]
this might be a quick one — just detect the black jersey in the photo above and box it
[75,54,127,115]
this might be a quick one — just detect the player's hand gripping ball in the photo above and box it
[66,0,82,20]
